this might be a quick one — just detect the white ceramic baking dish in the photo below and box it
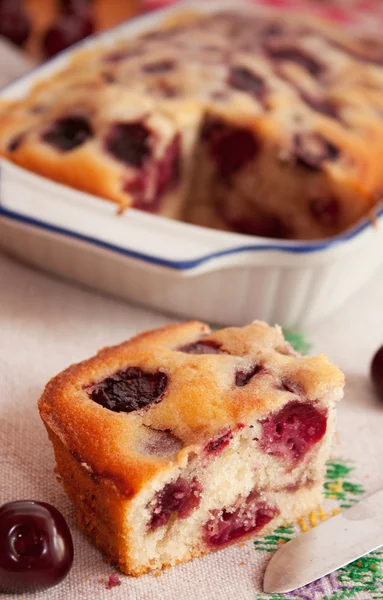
[0,0,383,328]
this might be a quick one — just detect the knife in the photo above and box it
[263,487,383,593]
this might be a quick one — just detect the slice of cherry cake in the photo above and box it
[38,321,344,575]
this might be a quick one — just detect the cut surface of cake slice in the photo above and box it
[38,321,344,576]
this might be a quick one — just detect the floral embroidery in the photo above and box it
[256,458,383,600]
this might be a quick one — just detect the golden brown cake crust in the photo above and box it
[39,321,344,498]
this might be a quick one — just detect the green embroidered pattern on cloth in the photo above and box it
[256,459,383,599]
[283,330,312,355]
[255,332,383,599]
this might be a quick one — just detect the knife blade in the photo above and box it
[263,487,383,594]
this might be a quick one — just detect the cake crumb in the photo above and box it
[83,577,89,582]
[278,539,287,545]
[239,542,246,547]
[239,561,245,566]
[152,571,162,577]
[98,578,105,584]
[105,573,121,589]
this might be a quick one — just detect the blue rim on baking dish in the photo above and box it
[1,198,382,271]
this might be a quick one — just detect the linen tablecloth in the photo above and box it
[1,3,383,597]
[2,235,383,600]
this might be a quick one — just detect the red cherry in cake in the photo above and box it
[102,72,116,84]
[301,93,339,120]
[178,339,224,354]
[124,174,148,208]
[103,50,128,63]
[231,214,290,239]
[151,81,179,99]
[42,13,94,58]
[261,401,327,460]
[294,133,339,170]
[309,197,340,228]
[30,104,48,115]
[228,66,266,102]
[262,23,284,37]
[0,500,73,593]
[217,197,291,239]
[235,364,263,387]
[266,46,323,77]
[7,133,25,153]
[149,477,202,530]
[371,345,383,400]
[106,122,151,167]
[204,496,278,547]
[103,47,144,63]
[204,429,233,454]
[124,134,180,213]
[42,116,93,151]
[87,367,168,413]
[202,118,259,178]
[142,60,175,74]
[0,0,30,47]
[278,378,305,396]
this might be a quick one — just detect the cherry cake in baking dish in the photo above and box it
[1,8,383,239]
[38,321,344,575]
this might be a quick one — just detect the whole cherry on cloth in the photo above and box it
[371,345,383,400]
[0,500,74,594]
